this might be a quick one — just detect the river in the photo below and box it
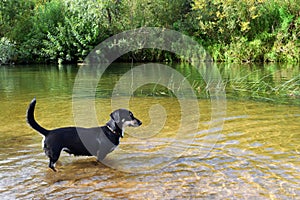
[0,63,299,199]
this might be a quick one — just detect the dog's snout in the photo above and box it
[137,119,142,126]
[133,118,142,126]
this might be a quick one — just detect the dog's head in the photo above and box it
[110,109,142,137]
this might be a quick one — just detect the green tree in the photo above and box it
[0,0,35,38]
[43,0,118,62]
[191,0,300,62]
[0,0,36,62]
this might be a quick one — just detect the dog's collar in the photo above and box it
[106,125,116,133]
[106,125,123,138]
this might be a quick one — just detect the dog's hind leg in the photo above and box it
[49,158,58,172]
[44,145,62,172]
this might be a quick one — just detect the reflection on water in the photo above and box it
[0,64,299,199]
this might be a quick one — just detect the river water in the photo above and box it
[0,63,299,199]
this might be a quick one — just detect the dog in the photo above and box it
[26,98,142,172]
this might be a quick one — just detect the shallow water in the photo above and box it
[0,64,299,199]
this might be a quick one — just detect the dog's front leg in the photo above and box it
[96,150,107,161]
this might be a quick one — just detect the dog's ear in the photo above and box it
[110,111,120,123]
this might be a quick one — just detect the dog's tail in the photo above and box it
[26,98,49,136]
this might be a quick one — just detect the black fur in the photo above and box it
[26,98,142,172]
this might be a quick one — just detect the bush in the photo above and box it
[0,37,16,65]
[42,0,114,63]
[191,0,300,63]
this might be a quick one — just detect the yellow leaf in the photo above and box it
[241,21,250,32]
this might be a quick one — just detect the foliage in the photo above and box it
[0,0,299,63]
[191,0,300,62]
[0,37,16,64]
[0,0,35,38]
[42,0,106,62]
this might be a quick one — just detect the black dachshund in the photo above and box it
[26,98,142,171]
